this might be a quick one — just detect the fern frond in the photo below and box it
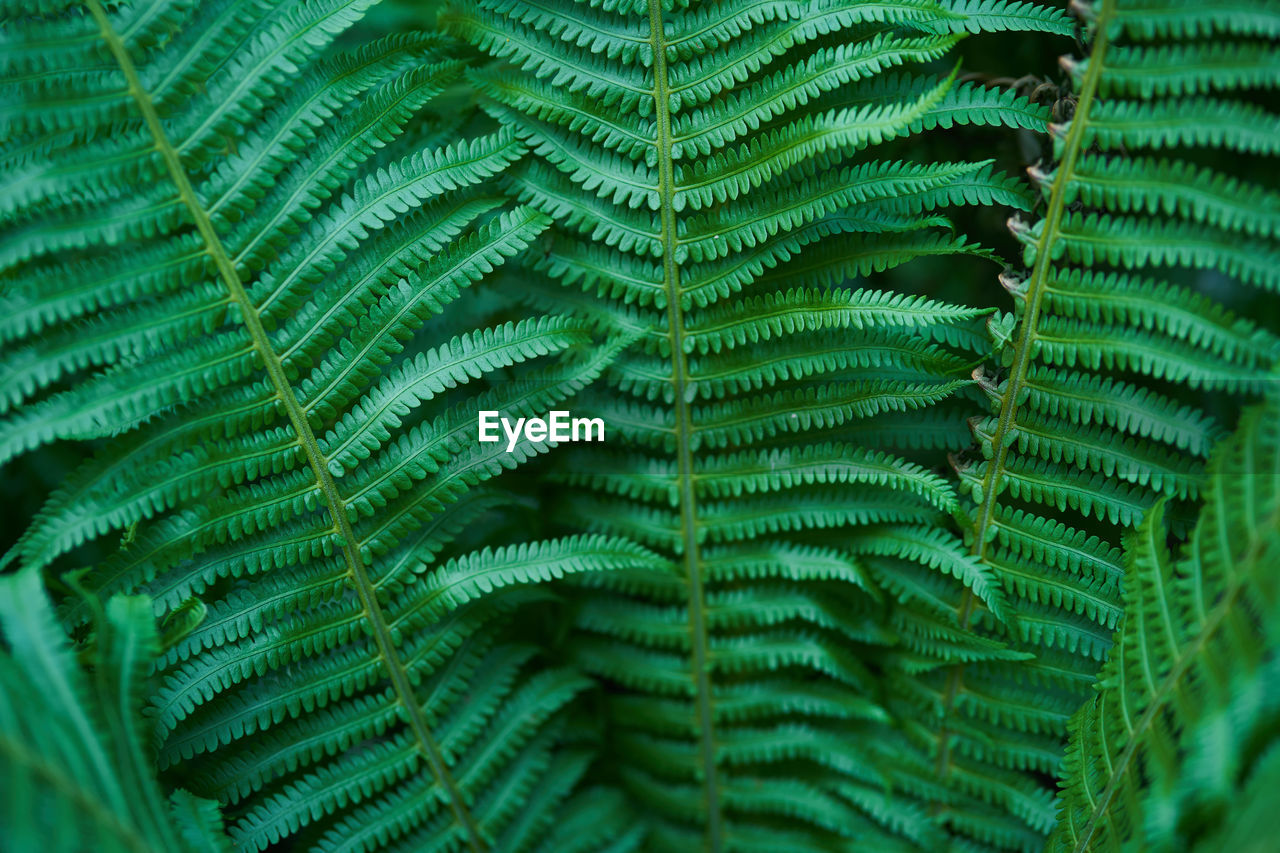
[0,569,231,853]
[445,0,1062,847]
[936,0,1280,849]
[1049,395,1280,852]
[0,3,646,850]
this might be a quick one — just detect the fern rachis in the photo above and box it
[86,1,486,840]
[932,0,1115,787]
[645,2,724,844]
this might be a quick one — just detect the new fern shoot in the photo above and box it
[1,0,1277,851]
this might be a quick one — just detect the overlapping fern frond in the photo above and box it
[1050,393,1280,853]
[933,0,1280,848]
[0,569,229,853]
[1,1,647,849]
[443,0,1069,848]
[4,0,1277,850]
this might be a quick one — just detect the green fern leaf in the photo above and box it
[0,569,231,853]
[0,2,648,850]
[444,0,1062,848]
[1049,394,1280,852]
[936,1,1280,849]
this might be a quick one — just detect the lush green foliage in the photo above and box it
[0,1,649,849]
[1051,394,1280,853]
[936,1,1280,849]
[437,0,1103,848]
[0,568,231,853]
[1,0,1277,851]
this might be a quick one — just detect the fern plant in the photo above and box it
[1051,394,1280,852]
[959,0,1280,657]
[933,0,1280,846]
[2,0,1278,851]
[0,569,230,853]
[440,0,1084,849]
[1,2,651,850]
